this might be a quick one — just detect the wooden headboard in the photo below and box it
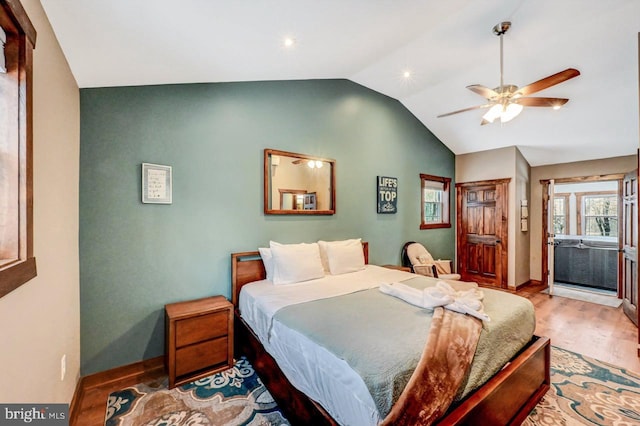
[231,242,369,307]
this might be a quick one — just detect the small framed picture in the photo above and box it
[142,163,172,204]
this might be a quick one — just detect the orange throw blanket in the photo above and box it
[381,307,483,426]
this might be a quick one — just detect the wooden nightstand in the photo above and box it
[383,264,412,272]
[165,295,233,388]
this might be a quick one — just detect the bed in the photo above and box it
[231,241,550,425]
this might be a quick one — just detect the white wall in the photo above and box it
[0,0,80,403]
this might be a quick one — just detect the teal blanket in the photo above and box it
[273,276,535,418]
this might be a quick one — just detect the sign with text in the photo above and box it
[377,176,398,214]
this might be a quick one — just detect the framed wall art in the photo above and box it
[142,163,172,204]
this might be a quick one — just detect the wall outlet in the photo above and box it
[60,354,66,381]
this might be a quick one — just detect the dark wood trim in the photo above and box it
[0,0,37,297]
[3,0,37,45]
[264,148,336,215]
[456,178,512,188]
[420,173,452,229]
[419,222,451,230]
[0,256,36,297]
[68,376,85,426]
[443,336,550,425]
[541,181,550,286]
[69,356,165,426]
[79,356,165,391]
[540,177,623,288]
[539,173,625,185]
[515,279,543,289]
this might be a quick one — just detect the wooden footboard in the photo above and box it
[231,247,550,425]
[235,312,550,426]
[443,335,551,425]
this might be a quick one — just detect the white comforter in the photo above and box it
[239,265,415,425]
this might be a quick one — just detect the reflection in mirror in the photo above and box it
[264,149,335,215]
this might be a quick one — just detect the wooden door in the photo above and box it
[622,169,638,332]
[456,179,509,288]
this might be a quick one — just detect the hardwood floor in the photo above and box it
[72,285,640,425]
[518,283,640,373]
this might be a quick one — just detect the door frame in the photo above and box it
[456,178,510,289]
[540,173,625,292]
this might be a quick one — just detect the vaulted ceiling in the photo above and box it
[40,0,640,166]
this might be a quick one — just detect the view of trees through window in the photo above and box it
[423,188,443,223]
[420,174,450,229]
[553,198,566,235]
[584,195,617,237]
[553,182,619,239]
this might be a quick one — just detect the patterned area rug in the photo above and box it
[105,357,289,426]
[525,346,640,425]
[106,348,640,425]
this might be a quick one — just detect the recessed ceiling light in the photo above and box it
[283,37,295,48]
[403,70,412,79]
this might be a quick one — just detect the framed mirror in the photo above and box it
[264,149,336,215]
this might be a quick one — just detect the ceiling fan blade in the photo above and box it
[514,97,569,107]
[516,68,580,96]
[437,104,491,118]
[467,85,499,99]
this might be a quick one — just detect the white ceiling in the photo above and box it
[39,0,640,166]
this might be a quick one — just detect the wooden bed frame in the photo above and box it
[231,243,550,425]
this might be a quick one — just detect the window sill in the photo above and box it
[0,257,37,298]
[420,223,451,230]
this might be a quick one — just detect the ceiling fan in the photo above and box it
[438,21,580,125]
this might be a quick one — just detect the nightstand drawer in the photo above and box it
[175,311,228,347]
[175,336,229,377]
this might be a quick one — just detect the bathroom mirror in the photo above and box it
[264,149,335,215]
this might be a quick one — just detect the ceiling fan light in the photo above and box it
[500,103,523,123]
[482,104,503,123]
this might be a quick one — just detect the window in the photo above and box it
[552,195,569,235]
[0,0,37,298]
[583,195,618,237]
[420,174,451,229]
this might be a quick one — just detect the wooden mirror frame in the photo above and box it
[264,148,336,215]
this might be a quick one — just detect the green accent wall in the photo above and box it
[79,79,455,375]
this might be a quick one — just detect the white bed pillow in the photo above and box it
[317,240,331,272]
[258,247,274,281]
[269,241,325,285]
[319,238,365,275]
